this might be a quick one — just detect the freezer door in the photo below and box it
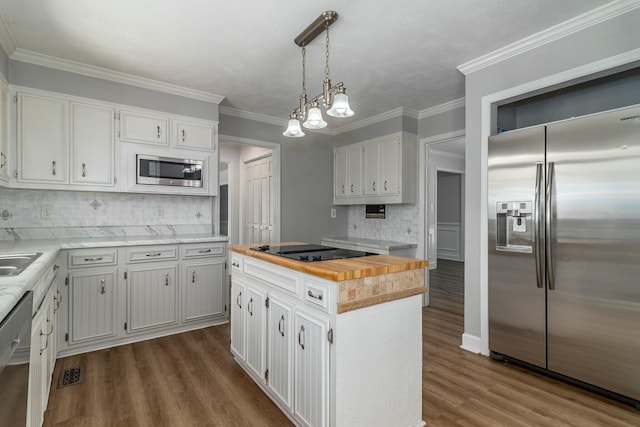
[546,105,640,401]
[488,126,546,367]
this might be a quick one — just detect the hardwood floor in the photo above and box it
[428,259,464,315]
[44,309,640,427]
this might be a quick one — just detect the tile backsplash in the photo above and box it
[347,204,418,243]
[0,188,213,238]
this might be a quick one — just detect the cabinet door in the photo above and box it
[363,141,379,196]
[294,311,329,427]
[230,280,246,360]
[267,296,293,410]
[245,284,267,383]
[182,259,225,322]
[379,138,400,196]
[71,102,115,185]
[69,269,118,344]
[334,147,348,198]
[28,307,46,427]
[120,110,169,146]
[175,120,215,151]
[18,93,69,183]
[0,82,9,183]
[127,264,177,333]
[347,145,363,197]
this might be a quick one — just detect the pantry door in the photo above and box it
[244,155,274,244]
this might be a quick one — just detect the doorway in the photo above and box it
[425,138,465,316]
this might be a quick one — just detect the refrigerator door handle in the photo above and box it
[534,162,544,288]
[545,161,555,290]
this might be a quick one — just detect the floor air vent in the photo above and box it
[57,366,84,388]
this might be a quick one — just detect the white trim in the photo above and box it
[11,49,225,104]
[458,0,640,75]
[0,14,16,58]
[219,106,286,126]
[219,133,281,244]
[418,98,465,119]
[460,333,484,354]
[333,107,417,135]
[428,149,464,160]
[419,129,465,145]
[474,47,640,357]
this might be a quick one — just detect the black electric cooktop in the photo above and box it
[250,244,373,262]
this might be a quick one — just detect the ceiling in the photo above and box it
[0,0,613,126]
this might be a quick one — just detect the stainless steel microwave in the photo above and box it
[137,154,204,187]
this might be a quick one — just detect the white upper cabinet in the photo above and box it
[333,133,416,205]
[18,93,69,184]
[119,110,169,146]
[71,102,115,186]
[175,119,216,151]
[0,80,9,185]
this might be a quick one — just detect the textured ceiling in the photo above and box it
[0,0,614,125]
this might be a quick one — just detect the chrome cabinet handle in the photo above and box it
[164,273,169,286]
[534,162,544,289]
[54,290,62,312]
[53,264,60,271]
[350,184,354,193]
[81,163,87,177]
[341,184,345,194]
[232,262,240,267]
[46,318,54,336]
[192,270,196,283]
[84,257,103,262]
[236,291,242,308]
[545,162,556,291]
[198,249,211,254]
[384,180,388,191]
[100,278,106,294]
[40,329,49,355]
[52,160,57,176]
[372,181,376,192]
[248,297,253,316]
[298,325,305,350]
[146,252,162,257]
[307,290,323,301]
[0,152,5,168]
[182,129,186,142]
[157,125,161,138]
[278,315,285,337]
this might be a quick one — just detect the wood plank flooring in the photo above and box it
[428,259,464,315]
[44,308,640,427]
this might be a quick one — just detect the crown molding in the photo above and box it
[219,106,286,126]
[11,48,225,104]
[458,0,640,75]
[418,97,465,119]
[333,107,419,135]
[0,14,16,57]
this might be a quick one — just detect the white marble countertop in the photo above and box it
[0,234,229,323]
[321,236,417,251]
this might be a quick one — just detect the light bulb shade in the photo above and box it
[303,106,327,129]
[283,118,305,137]
[326,92,354,117]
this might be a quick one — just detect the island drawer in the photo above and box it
[126,245,178,263]
[68,248,118,268]
[181,243,226,259]
[244,257,299,295]
[230,253,244,273]
[303,278,331,313]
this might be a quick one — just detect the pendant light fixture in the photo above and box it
[283,11,354,138]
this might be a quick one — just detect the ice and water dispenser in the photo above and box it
[495,201,533,253]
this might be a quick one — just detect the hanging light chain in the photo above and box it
[324,22,330,79]
[302,46,307,95]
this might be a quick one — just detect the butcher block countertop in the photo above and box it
[228,242,428,282]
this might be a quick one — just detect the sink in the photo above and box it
[0,253,42,277]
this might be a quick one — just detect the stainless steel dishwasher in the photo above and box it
[0,291,33,427]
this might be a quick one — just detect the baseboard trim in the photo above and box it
[460,333,483,354]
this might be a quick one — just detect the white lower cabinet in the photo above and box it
[230,256,330,427]
[68,268,118,344]
[293,311,329,427]
[182,259,225,322]
[127,263,177,333]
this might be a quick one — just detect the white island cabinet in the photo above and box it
[229,244,428,427]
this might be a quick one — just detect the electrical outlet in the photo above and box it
[41,205,53,219]
[402,210,412,221]
[330,208,336,219]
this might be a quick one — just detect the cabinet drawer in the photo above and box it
[68,248,118,268]
[181,243,226,259]
[244,257,299,295]
[303,279,331,313]
[230,253,244,273]
[126,245,178,263]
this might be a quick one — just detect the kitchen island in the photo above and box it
[229,243,428,427]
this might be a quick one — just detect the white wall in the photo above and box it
[460,5,640,354]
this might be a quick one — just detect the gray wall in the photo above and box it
[10,60,218,120]
[437,172,461,223]
[334,114,418,146]
[419,106,465,139]
[463,7,640,350]
[0,45,8,82]
[219,113,348,244]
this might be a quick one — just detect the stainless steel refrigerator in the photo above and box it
[488,104,640,405]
